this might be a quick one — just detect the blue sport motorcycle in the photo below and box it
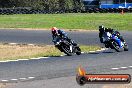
[102,32,128,52]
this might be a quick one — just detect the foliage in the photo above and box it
[0,0,84,12]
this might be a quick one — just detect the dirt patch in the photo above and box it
[0,83,7,88]
[0,44,62,60]
[0,43,101,61]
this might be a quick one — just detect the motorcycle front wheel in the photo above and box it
[110,40,122,52]
[124,44,128,51]
[75,46,81,55]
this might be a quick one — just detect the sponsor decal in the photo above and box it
[76,66,131,85]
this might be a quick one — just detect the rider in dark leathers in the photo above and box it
[51,27,75,45]
[99,25,126,44]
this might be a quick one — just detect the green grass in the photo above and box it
[0,13,132,30]
[80,45,101,53]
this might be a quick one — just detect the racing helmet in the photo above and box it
[105,28,109,32]
[99,25,105,32]
[114,31,120,36]
[51,27,58,35]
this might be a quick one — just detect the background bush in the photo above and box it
[0,0,84,12]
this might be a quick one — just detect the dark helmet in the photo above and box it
[114,31,120,36]
[99,25,104,29]
[51,27,58,35]
[105,28,109,32]
[99,25,105,32]
[108,28,113,33]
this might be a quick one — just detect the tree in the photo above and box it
[0,0,13,8]
[73,0,84,12]
[0,0,85,13]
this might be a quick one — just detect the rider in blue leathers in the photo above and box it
[99,25,126,44]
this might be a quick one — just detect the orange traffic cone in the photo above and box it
[121,9,124,15]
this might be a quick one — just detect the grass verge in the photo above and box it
[0,44,101,61]
[0,13,132,31]
[0,83,6,88]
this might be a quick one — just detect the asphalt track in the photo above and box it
[0,29,100,45]
[0,30,131,88]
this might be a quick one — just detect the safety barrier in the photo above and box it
[0,8,131,15]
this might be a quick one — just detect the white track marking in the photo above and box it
[1,80,8,82]
[7,60,19,62]
[28,44,34,46]
[19,78,27,80]
[0,57,48,63]
[60,55,64,56]
[111,68,119,70]
[0,61,9,63]
[120,67,127,69]
[0,48,106,63]
[128,66,132,68]
[1,77,36,82]
[10,79,18,81]
[81,52,85,54]
[96,50,102,52]
[111,65,132,70]
[28,77,35,79]
[17,59,29,61]
[89,51,96,53]
[101,48,106,51]
[30,58,41,60]
[9,43,17,45]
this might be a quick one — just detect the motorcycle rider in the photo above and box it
[99,25,126,44]
[51,27,76,45]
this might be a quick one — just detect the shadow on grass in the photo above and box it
[42,54,66,57]
[102,51,115,53]
[88,52,100,54]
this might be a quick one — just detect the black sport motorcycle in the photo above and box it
[53,37,81,56]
